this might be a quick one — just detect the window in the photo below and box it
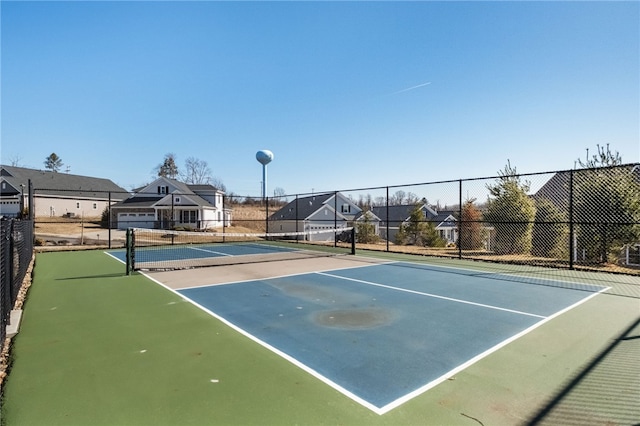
[180,210,197,224]
[341,204,351,213]
[76,202,80,209]
[174,197,180,203]
[93,203,97,209]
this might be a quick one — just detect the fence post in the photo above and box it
[334,191,338,248]
[108,191,112,249]
[265,196,269,235]
[458,179,463,259]
[294,195,298,242]
[385,186,389,252]
[569,170,575,269]
[28,179,34,220]
[222,195,226,243]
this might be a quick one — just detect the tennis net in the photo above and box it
[125,227,355,272]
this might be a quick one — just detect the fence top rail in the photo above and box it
[30,163,639,201]
[278,162,640,199]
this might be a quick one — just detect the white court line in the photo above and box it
[316,271,547,319]
[132,260,611,415]
[138,270,381,414]
[187,246,234,257]
[388,260,610,289]
[103,251,125,264]
[377,285,609,414]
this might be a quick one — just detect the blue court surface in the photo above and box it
[175,261,607,414]
[109,242,298,263]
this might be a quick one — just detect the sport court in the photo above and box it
[133,242,608,415]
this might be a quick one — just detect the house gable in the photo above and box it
[355,210,382,223]
[434,214,457,229]
[307,204,349,223]
[135,177,183,197]
[0,178,22,196]
[325,193,362,217]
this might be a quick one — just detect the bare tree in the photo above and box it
[10,155,22,166]
[210,176,226,192]
[183,157,212,184]
[405,192,420,205]
[273,187,286,198]
[389,190,406,205]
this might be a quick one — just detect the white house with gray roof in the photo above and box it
[110,177,229,230]
[0,165,128,218]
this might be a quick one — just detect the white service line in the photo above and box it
[316,271,547,319]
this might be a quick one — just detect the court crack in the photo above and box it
[460,412,484,425]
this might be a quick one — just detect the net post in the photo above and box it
[125,228,136,275]
[108,191,112,249]
[125,228,131,275]
[350,227,356,255]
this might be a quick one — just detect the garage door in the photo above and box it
[118,213,155,229]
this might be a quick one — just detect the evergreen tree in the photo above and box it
[156,153,179,178]
[44,153,63,172]
[355,210,379,244]
[395,205,446,247]
[572,144,640,263]
[484,161,536,255]
[532,198,568,258]
[573,163,640,263]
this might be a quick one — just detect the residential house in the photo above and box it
[0,165,128,218]
[371,203,458,245]
[268,192,368,241]
[110,177,229,230]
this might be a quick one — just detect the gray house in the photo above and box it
[268,192,367,241]
[0,165,128,218]
[371,203,458,244]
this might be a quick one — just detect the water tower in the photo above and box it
[256,150,274,200]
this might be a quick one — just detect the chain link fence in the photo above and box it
[271,164,639,297]
[1,219,34,343]
[26,164,639,295]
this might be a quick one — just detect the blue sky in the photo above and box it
[2,1,638,197]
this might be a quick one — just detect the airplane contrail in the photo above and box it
[391,81,432,95]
